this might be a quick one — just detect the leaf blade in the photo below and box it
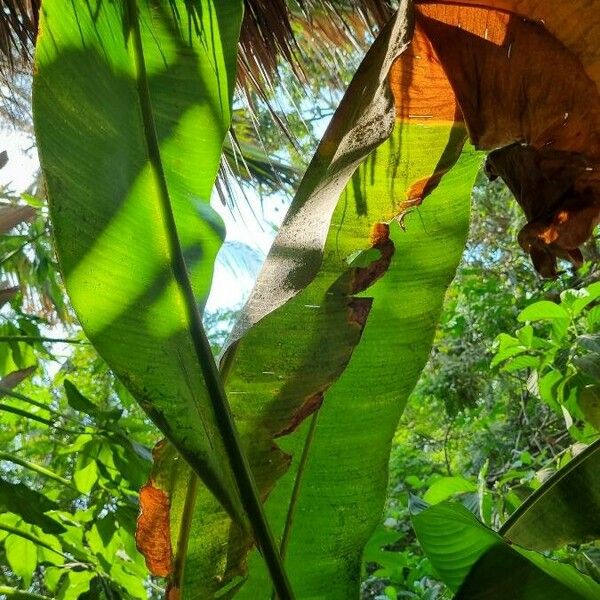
[33,0,245,519]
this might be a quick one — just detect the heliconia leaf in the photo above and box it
[501,439,600,551]
[32,0,247,523]
[171,2,485,594]
[411,501,600,599]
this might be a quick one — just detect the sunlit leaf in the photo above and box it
[181,2,484,593]
[0,479,65,535]
[424,477,477,505]
[519,301,571,322]
[73,461,98,495]
[56,571,94,600]
[5,534,37,588]
[33,0,247,524]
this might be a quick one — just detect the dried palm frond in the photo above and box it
[0,0,38,71]
[238,0,395,93]
[0,0,394,88]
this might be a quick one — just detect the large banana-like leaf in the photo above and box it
[412,501,600,599]
[149,3,483,596]
[236,145,480,598]
[501,439,600,551]
[32,0,246,523]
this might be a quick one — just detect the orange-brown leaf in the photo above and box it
[136,482,173,578]
[396,2,600,276]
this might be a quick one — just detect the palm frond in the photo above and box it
[0,0,394,85]
[0,1,38,70]
[238,0,394,91]
[0,0,394,202]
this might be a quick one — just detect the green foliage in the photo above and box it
[412,501,600,599]
[0,346,155,597]
[493,282,600,442]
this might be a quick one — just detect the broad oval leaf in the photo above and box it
[518,301,571,323]
[424,477,478,505]
[501,439,600,551]
[411,501,600,599]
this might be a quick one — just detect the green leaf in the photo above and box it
[5,534,37,587]
[423,477,477,505]
[577,334,600,354]
[574,354,600,382]
[0,587,52,600]
[500,439,600,551]
[518,301,570,323]
[42,568,63,593]
[73,461,98,495]
[165,2,485,594]
[0,478,66,535]
[455,544,598,600]
[579,385,600,430]
[411,502,600,599]
[56,571,94,600]
[570,282,600,316]
[33,0,249,524]
[232,64,480,600]
[64,379,119,420]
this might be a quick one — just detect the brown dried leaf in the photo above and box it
[0,366,36,392]
[0,286,19,309]
[408,2,600,275]
[136,481,173,578]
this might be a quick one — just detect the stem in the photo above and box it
[0,451,72,487]
[0,229,46,267]
[0,403,83,434]
[279,411,319,561]
[125,3,293,598]
[0,336,88,344]
[270,411,320,600]
[171,475,199,592]
[0,386,56,413]
[0,587,53,600]
[0,387,86,427]
[170,337,240,592]
[0,524,70,560]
